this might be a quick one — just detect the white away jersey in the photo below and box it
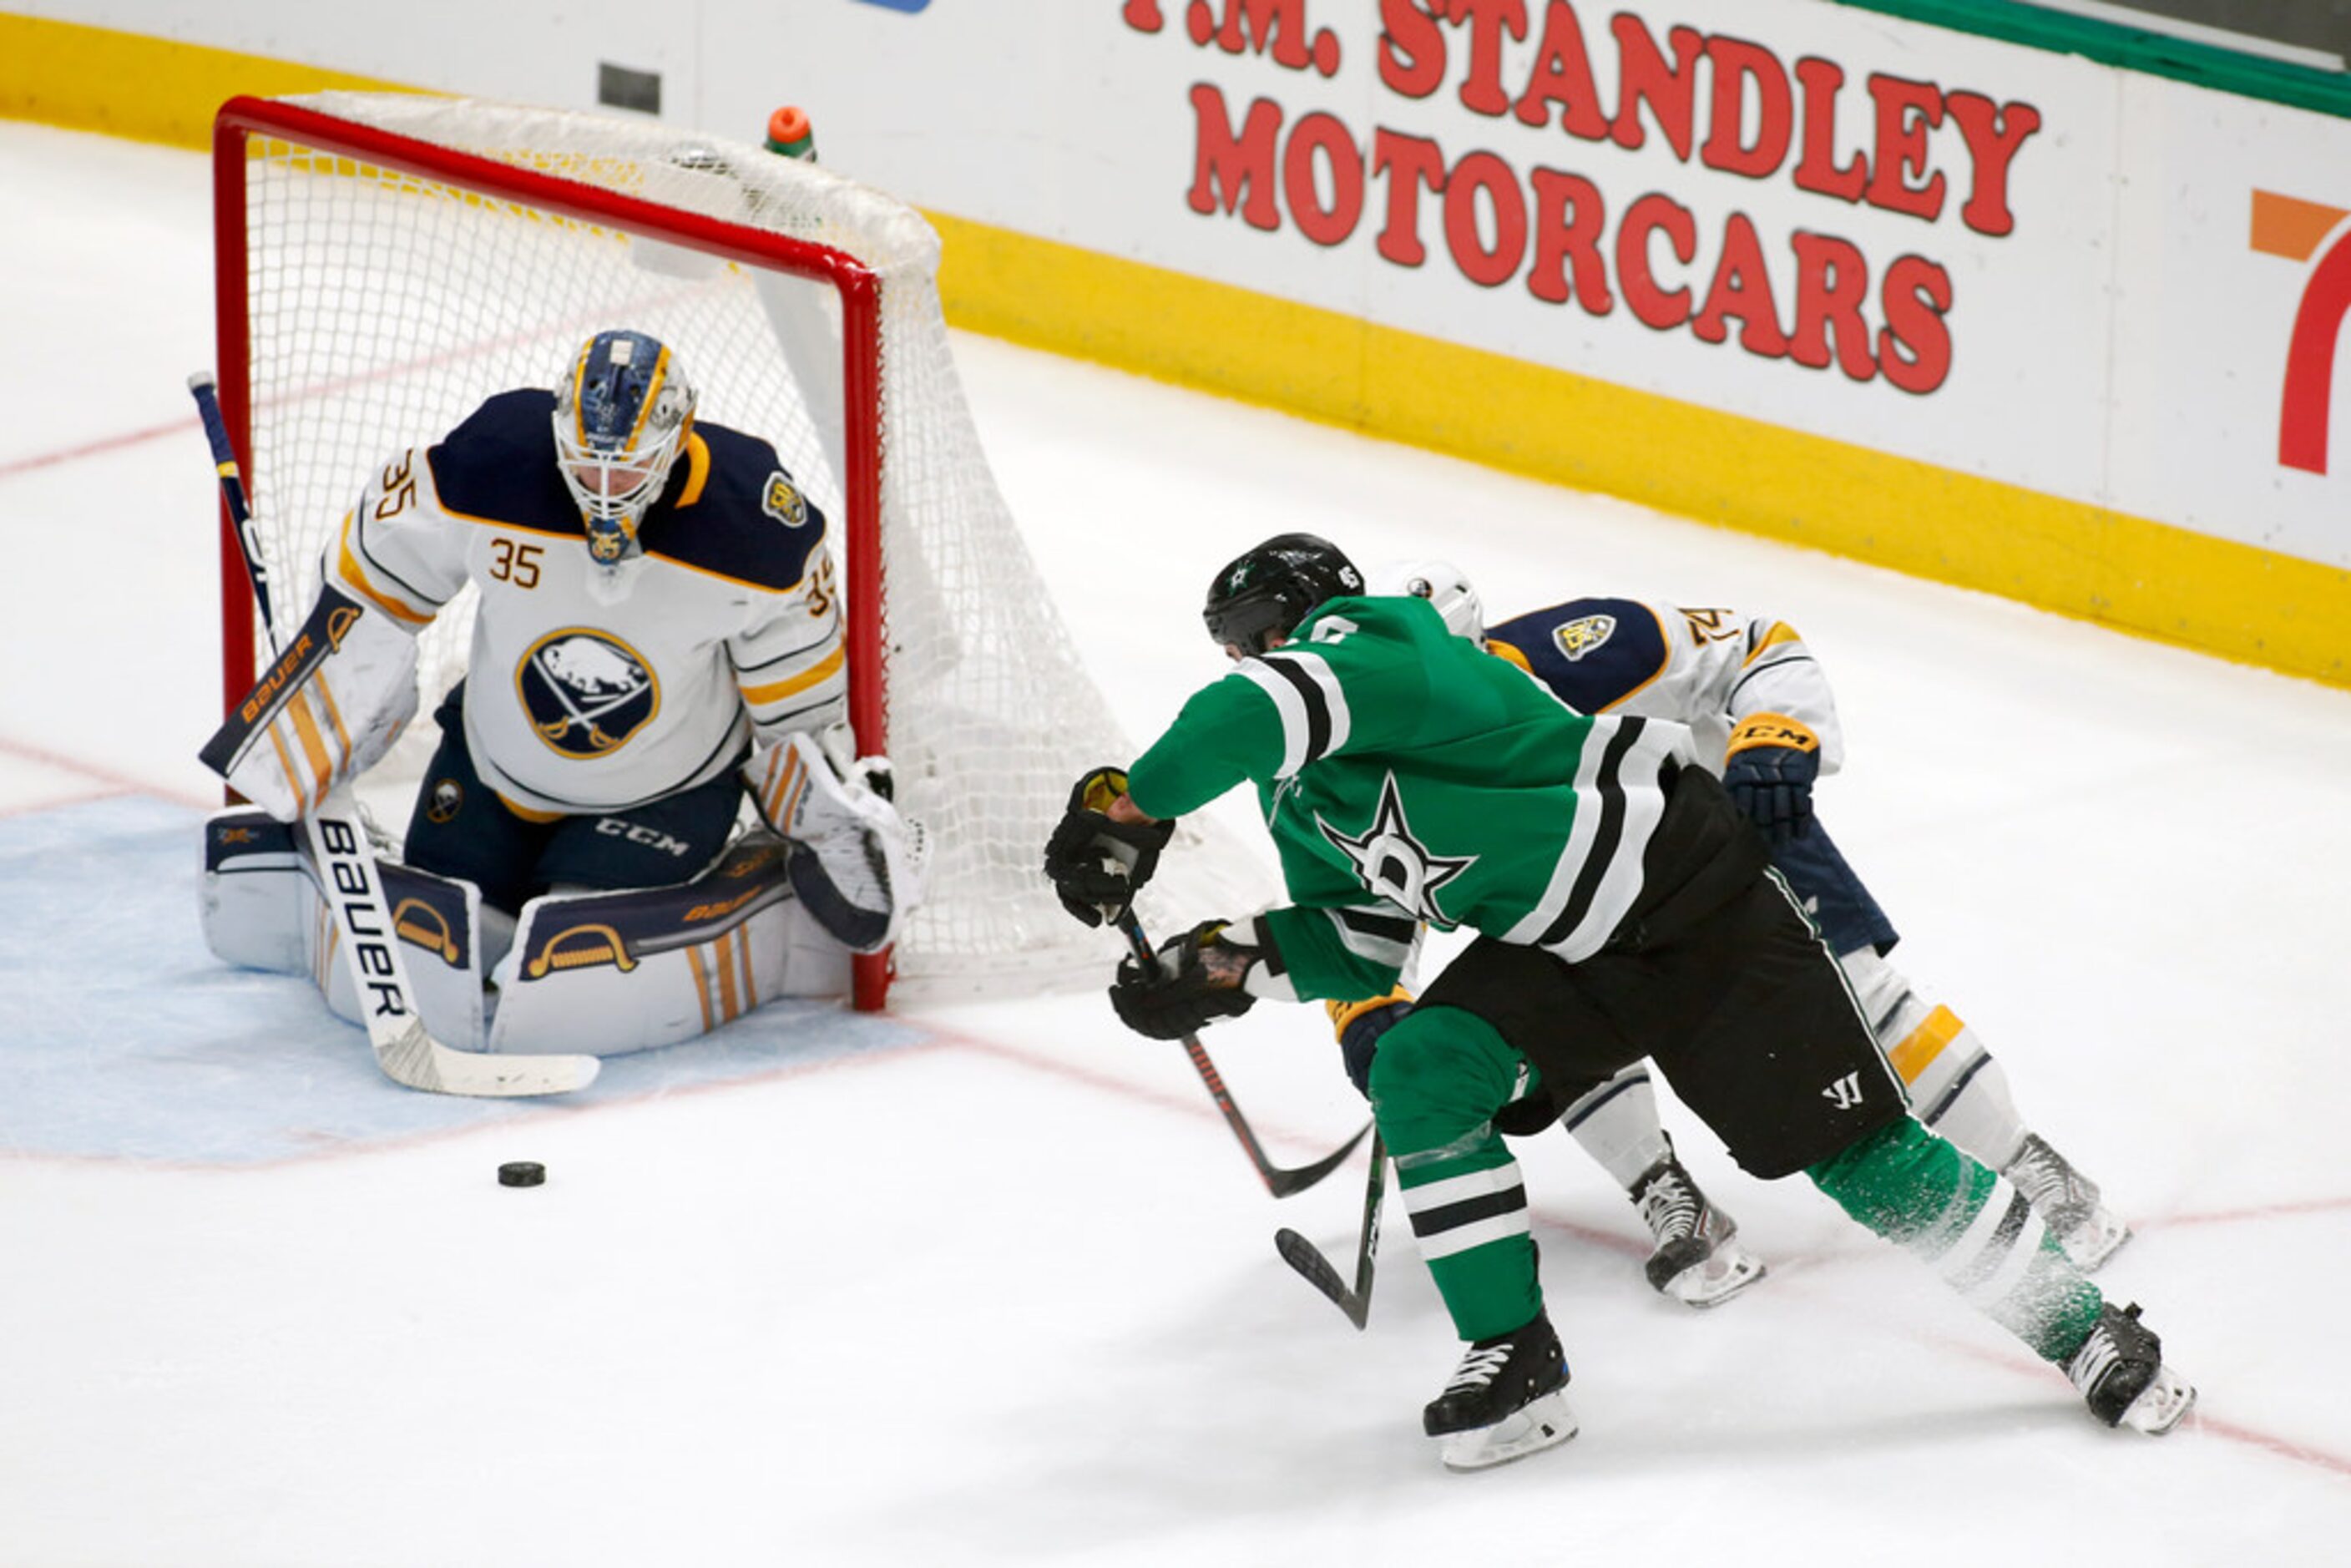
[327,389,845,814]
[1484,598,1844,776]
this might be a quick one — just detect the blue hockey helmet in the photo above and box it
[552,329,698,563]
[1202,534,1363,656]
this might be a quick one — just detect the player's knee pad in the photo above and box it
[488,828,850,1056]
[1365,1004,1530,1156]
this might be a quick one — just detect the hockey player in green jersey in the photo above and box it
[1358,559,2131,1277]
[1044,534,2194,1471]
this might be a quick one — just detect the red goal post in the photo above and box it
[210,92,1272,1011]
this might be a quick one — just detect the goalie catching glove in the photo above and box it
[1110,918,1265,1039]
[200,585,419,821]
[1043,766,1176,928]
[744,728,925,953]
[1722,712,1822,845]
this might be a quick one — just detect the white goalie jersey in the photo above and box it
[330,387,847,815]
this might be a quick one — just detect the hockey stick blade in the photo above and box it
[1274,1134,1385,1329]
[1261,1118,1372,1198]
[1275,1227,1370,1329]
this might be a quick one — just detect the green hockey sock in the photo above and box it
[1371,1004,1544,1343]
[1807,1117,2102,1363]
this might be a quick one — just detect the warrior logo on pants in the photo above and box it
[518,629,660,756]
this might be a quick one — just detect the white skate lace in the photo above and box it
[1637,1166,1701,1245]
[2007,1136,2097,1215]
[1443,1344,1514,1394]
[2068,1324,2122,1396]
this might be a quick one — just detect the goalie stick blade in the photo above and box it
[1262,1120,1373,1198]
[1275,1227,1371,1329]
[376,1018,602,1097]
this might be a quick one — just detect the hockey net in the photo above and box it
[213,91,1273,1004]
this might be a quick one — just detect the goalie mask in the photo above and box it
[1368,558,1487,645]
[1202,533,1363,657]
[553,330,698,564]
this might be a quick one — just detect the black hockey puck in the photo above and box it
[498,1161,547,1188]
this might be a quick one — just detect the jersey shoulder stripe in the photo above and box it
[1500,715,1685,959]
[1487,598,1669,715]
[1534,716,1648,948]
[1241,649,1352,778]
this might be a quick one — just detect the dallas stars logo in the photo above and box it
[1318,772,1475,924]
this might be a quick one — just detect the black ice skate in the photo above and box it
[2065,1302,2196,1435]
[2005,1133,2131,1271]
[1422,1311,1577,1470]
[1631,1156,1767,1308]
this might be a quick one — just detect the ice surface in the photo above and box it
[2,122,2346,1565]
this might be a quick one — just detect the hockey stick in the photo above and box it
[1115,912,1368,1197]
[1273,1133,1385,1329]
[191,372,599,1098]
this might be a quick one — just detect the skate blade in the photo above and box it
[2059,1212,2133,1272]
[1437,1388,1578,1471]
[1666,1242,1767,1308]
[2120,1367,2196,1436]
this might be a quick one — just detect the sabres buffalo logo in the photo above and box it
[763,473,808,526]
[425,777,464,824]
[517,629,660,756]
[1551,614,1617,662]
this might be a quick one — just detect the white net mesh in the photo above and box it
[227,92,1272,998]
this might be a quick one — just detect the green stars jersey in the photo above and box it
[1126,595,1696,1001]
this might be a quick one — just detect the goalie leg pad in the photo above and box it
[488,829,848,1056]
[202,808,311,973]
[202,807,487,1050]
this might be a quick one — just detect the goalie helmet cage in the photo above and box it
[211,91,1271,1009]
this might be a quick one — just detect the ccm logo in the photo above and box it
[594,819,692,857]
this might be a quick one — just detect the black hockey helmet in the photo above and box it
[1202,534,1363,655]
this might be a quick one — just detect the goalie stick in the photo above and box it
[1115,912,1367,1198]
[1274,1133,1385,1329]
[191,372,599,1098]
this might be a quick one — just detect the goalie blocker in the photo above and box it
[199,584,418,821]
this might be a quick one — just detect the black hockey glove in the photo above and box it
[1110,919,1260,1040]
[1722,714,1822,846]
[1326,989,1414,1098]
[1043,766,1177,928]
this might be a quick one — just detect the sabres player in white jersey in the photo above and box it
[1356,560,2128,1278]
[205,330,915,1051]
